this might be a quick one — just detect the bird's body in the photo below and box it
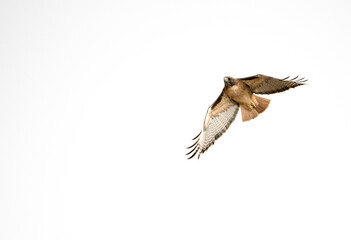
[187,74,307,159]
[225,80,256,110]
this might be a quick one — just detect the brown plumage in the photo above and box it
[187,74,307,159]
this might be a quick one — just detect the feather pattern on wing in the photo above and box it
[239,75,307,94]
[187,93,239,159]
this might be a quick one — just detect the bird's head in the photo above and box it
[224,76,236,86]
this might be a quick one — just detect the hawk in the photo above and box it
[187,74,307,159]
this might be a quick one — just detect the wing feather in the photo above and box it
[187,92,239,159]
[240,74,307,94]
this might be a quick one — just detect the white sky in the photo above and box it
[1,0,351,239]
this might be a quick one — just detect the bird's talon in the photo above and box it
[247,102,256,110]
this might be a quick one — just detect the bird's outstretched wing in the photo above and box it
[239,74,307,94]
[187,92,239,159]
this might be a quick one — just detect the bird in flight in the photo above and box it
[187,74,307,159]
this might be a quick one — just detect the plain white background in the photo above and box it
[1,0,351,239]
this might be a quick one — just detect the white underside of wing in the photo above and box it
[187,102,239,159]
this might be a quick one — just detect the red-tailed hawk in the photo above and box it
[187,74,307,159]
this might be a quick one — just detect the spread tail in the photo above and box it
[254,95,271,114]
[240,96,271,122]
[241,106,259,122]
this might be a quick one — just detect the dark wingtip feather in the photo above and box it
[187,138,199,149]
[291,75,299,81]
[283,76,308,85]
[298,78,308,83]
[186,144,198,155]
[192,131,201,140]
[187,131,201,159]
[188,148,199,160]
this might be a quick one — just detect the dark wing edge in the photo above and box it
[241,75,308,95]
[186,99,239,160]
